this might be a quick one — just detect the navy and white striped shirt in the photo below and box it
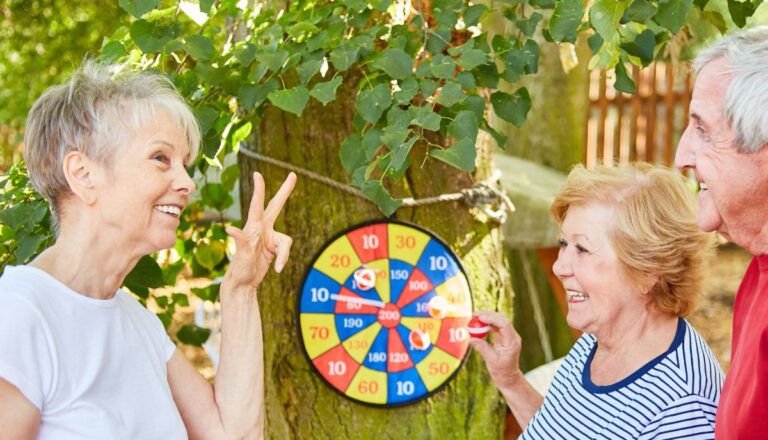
[521,319,724,439]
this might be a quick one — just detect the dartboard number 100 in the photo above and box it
[298,221,473,407]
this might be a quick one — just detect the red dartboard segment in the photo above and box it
[387,328,414,373]
[347,223,389,263]
[312,343,361,393]
[395,268,434,308]
[298,220,474,407]
[435,317,472,360]
[334,287,379,315]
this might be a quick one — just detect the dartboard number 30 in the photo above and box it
[298,221,473,407]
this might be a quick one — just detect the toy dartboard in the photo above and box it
[298,220,473,407]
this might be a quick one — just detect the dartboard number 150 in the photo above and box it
[298,221,473,407]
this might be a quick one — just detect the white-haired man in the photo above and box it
[675,26,768,438]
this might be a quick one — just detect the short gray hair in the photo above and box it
[694,25,768,153]
[23,61,201,217]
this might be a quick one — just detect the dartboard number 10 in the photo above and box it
[298,221,473,407]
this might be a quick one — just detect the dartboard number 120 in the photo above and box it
[298,221,473,407]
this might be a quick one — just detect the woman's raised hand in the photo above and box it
[469,311,525,390]
[224,172,296,289]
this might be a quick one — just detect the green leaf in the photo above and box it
[410,106,442,131]
[200,0,215,13]
[655,0,694,33]
[727,0,759,27]
[394,78,419,104]
[482,121,508,148]
[590,0,628,42]
[491,88,532,127]
[298,59,323,84]
[429,138,476,172]
[361,181,402,216]
[100,41,127,62]
[623,0,657,23]
[238,79,278,111]
[701,10,728,33]
[623,29,656,66]
[550,0,585,43]
[172,292,190,307]
[119,0,159,18]
[457,47,488,70]
[194,241,226,271]
[363,129,383,159]
[614,63,637,93]
[516,12,544,37]
[431,56,458,80]
[387,107,411,128]
[221,165,240,192]
[268,86,310,116]
[340,134,365,173]
[531,0,556,8]
[455,71,476,90]
[288,22,321,36]
[380,125,410,149]
[234,43,258,67]
[124,255,166,289]
[355,84,392,124]
[190,283,220,302]
[374,49,413,79]
[310,77,343,106]
[185,35,216,61]
[130,20,180,53]
[435,82,465,107]
[260,50,289,72]
[230,122,252,147]
[390,137,417,171]
[448,110,479,142]
[473,63,499,88]
[201,183,234,211]
[330,43,360,71]
[0,201,48,230]
[14,230,46,264]
[176,324,211,346]
[464,4,489,26]
[420,79,440,98]
[694,0,709,9]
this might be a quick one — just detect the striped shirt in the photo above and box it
[521,319,724,439]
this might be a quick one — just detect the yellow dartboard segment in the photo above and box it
[313,235,362,284]
[434,274,473,318]
[365,258,391,303]
[300,313,341,359]
[400,317,442,347]
[346,366,388,404]
[415,347,463,391]
[387,223,430,266]
[342,323,382,363]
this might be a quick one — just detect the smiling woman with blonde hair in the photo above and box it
[0,61,296,439]
[473,163,725,439]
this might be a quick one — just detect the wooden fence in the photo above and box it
[584,63,693,168]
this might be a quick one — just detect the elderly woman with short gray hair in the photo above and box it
[0,62,295,439]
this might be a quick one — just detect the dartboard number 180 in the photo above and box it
[298,221,473,407]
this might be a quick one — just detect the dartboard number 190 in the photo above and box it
[298,221,473,407]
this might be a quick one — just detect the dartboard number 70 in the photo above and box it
[298,221,473,407]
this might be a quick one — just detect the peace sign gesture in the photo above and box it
[224,172,297,289]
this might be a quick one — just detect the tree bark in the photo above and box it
[239,73,513,438]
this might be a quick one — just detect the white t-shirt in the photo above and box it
[0,265,187,440]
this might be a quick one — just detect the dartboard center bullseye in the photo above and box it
[377,303,401,328]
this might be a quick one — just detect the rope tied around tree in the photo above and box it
[238,145,515,223]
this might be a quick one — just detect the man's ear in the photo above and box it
[62,151,98,205]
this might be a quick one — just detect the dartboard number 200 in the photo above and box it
[298,221,473,407]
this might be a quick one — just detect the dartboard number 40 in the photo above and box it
[298,221,473,407]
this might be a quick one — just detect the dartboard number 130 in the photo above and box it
[298,221,473,407]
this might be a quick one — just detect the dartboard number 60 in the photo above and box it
[298,221,473,407]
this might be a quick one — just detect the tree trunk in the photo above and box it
[238,73,513,438]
